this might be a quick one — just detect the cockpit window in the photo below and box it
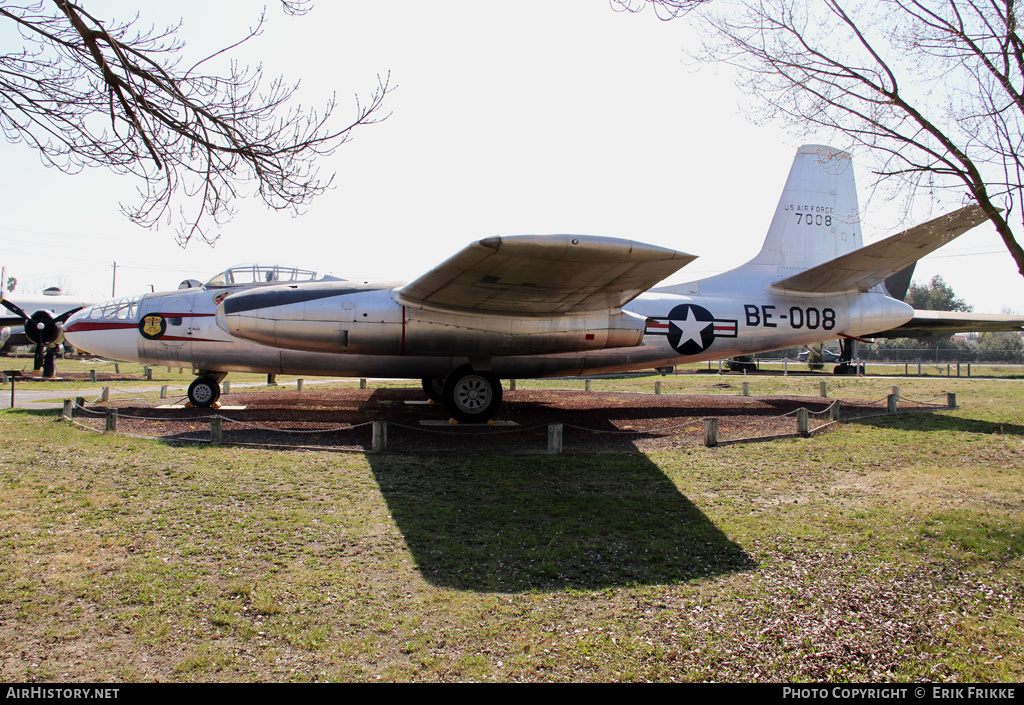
[204,264,339,288]
[90,296,143,321]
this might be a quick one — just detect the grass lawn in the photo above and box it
[0,363,1021,681]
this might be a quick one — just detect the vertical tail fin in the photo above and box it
[747,144,862,276]
[657,144,864,296]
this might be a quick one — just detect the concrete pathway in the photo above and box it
[2,378,351,410]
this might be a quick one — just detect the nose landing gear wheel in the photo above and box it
[442,365,502,423]
[188,377,221,407]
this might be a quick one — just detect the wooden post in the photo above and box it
[830,400,841,421]
[742,381,750,397]
[160,385,168,399]
[819,380,827,397]
[967,363,972,377]
[718,360,723,374]
[90,369,96,383]
[957,362,961,377]
[372,421,387,452]
[655,381,662,395]
[783,358,789,376]
[359,378,367,390]
[222,380,230,395]
[145,367,152,380]
[297,378,304,391]
[887,394,898,414]
[797,408,810,437]
[167,366,172,373]
[585,379,591,393]
[210,417,223,445]
[947,392,957,409]
[509,379,516,391]
[917,358,922,376]
[104,409,117,433]
[61,399,74,420]
[101,387,109,402]
[114,363,120,374]
[891,385,900,403]
[704,418,718,447]
[547,423,563,454]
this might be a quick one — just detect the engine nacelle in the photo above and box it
[216,284,647,356]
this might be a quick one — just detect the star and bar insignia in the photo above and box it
[645,304,737,355]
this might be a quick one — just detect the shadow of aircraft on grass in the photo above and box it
[366,451,754,593]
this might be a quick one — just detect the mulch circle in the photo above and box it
[76,386,894,453]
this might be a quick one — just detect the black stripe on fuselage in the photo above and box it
[221,286,385,314]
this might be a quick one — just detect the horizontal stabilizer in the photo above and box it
[866,310,1024,339]
[772,205,990,294]
[398,234,696,314]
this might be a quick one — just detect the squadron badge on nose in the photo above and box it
[139,313,167,340]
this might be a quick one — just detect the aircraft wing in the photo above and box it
[397,234,696,314]
[772,205,990,294]
[865,311,1024,339]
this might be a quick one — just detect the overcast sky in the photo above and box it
[1,1,1021,313]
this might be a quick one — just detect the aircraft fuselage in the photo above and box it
[65,279,913,381]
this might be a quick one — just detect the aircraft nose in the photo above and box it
[63,305,141,362]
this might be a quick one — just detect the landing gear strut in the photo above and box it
[42,347,57,378]
[833,337,865,375]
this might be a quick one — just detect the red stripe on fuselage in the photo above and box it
[64,321,137,333]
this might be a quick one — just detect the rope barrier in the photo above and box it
[217,416,372,434]
[564,418,706,435]
[58,378,955,452]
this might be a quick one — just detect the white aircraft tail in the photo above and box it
[658,144,990,296]
[658,144,863,295]
[747,144,862,276]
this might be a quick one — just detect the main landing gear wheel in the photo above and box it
[421,377,444,403]
[188,377,221,407]
[441,365,502,423]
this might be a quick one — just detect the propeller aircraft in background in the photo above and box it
[62,145,1024,421]
[0,290,95,376]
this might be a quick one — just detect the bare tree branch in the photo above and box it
[609,0,711,20]
[0,1,391,245]
[686,0,1024,280]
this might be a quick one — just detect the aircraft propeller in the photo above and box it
[0,299,84,377]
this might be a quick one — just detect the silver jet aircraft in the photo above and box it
[63,145,1024,421]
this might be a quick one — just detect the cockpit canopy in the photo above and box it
[88,295,142,321]
[203,264,343,289]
